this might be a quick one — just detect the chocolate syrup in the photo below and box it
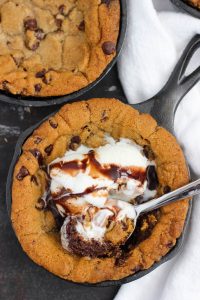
[50,150,146,185]
[49,158,88,176]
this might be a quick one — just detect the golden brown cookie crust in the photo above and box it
[0,0,120,97]
[11,99,189,283]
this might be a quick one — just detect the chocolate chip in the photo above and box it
[24,18,37,31]
[132,264,143,273]
[55,18,62,28]
[45,144,53,156]
[167,241,174,249]
[163,185,171,194]
[115,252,129,267]
[31,175,38,185]
[35,29,45,41]
[34,137,42,144]
[27,40,40,51]
[101,110,108,122]
[29,149,43,166]
[16,166,30,181]
[143,145,155,160]
[102,41,116,55]
[69,136,81,150]
[129,210,161,247]
[59,4,65,14]
[121,221,128,231]
[101,0,111,6]
[35,198,46,210]
[42,73,52,85]
[35,69,46,78]
[146,165,159,190]
[34,83,42,93]
[143,146,149,158]
[49,119,58,129]
[78,20,85,31]
[47,199,65,229]
[2,80,9,91]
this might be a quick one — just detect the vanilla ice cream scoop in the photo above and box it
[49,137,153,201]
[43,136,158,257]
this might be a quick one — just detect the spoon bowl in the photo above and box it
[124,178,200,243]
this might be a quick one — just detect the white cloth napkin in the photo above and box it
[116,1,200,299]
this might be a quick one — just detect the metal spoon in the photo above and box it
[126,178,200,238]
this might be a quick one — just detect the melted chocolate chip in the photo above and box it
[69,136,81,150]
[102,41,116,55]
[59,4,65,14]
[28,41,40,51]
[146,165,159,190]
[129,210,161,247]
[48,199,64,228]
[24,18,37,31]
[167,241,174,249]
[34,83,42,92]
[55,18,62,28]
[121,221,128,231]
[42,73,52,85]
[163,185,171,194]
[101,0,111,6]
[101,110,108,122]
[34,137,42,144]
[78,20,85,31]
[49,119,58,129]
[132,264,143,273]
[29,149,43,166]
[16,166,30,181]
[2,80,9,91]
[35,69,46,78]
[45,144,53,156]
[143,145,149,158]
[143,145,155,160]
[35,29,45,41]
[35,198,46,210]
[31,175,38,185]
[115,251,129,267]
[71,136,81,144]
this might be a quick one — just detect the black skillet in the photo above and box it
[6,34,200,286]
[0,0,127,107]
[171,0,200,18]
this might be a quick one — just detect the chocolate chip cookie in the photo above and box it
[11,99,189,283]
[0,1,120,97]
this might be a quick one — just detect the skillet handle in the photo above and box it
[149,34,200,133]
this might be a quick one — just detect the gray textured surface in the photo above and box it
[0,66,125,300]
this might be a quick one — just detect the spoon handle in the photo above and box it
[136,178,200,215]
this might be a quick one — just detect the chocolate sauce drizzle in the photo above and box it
[38,147,160,263]
[50,150,146,184]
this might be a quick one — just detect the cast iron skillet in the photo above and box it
[0,0,127,107]
[171,0,200,18]
[6,34,200,286]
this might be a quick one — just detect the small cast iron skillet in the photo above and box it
[171,0,200,18]
[0,0,127,107]
[6,35,200,286]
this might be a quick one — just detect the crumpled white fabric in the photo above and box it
[115,1,200,299]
